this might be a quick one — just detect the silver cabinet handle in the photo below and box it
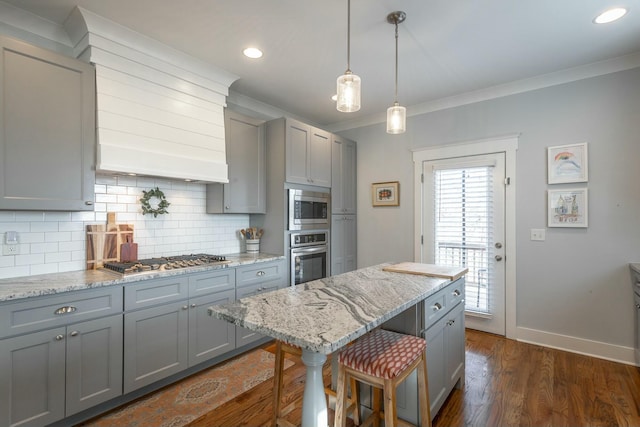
[432,302,442,311]
[85,201,94,205]
[54,306,77,315]
[225,205,230,210]
[70,331,79,337]
[636,303,640,309]
[447,319,456,326]
[495,255,503,261]
[256,271,266,277]
[453,290,461,297]
[55,334,65,341]
[182,305,189,310]
[191,303,197,308]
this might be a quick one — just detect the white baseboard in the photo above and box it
[516,326,637,366]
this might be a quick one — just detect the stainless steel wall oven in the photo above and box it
[290,231,328,285]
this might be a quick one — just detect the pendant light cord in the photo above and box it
[346,0,352,73]
[394,20,399,103]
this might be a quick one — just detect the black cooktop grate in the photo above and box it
[103,254,228,274]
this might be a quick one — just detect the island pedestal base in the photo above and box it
[301,350,328,427]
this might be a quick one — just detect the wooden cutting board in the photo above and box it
[382,262,468,281]
[86,212,134,269]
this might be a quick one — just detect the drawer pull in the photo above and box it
[447,319,456,326]
[191,303,197,308]
[182,305,189,310]
[432,302,442,312]
[55,334,65,341]
[636,303,640,309]
[70,331,79,337]
[453,290,461,297]
[256,270,266,277]
[54,306,77,315]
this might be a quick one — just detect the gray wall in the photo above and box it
[340,67,640,356]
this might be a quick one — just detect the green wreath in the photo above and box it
[140,187,170,217]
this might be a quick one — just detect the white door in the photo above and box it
[422,153,506,335]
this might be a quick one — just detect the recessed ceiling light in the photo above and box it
[594,7,628,24]
[243,47,263,59]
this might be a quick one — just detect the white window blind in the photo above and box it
[433,166,494,314]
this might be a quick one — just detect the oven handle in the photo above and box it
[291,245,327,255]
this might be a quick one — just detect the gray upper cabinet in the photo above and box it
[207,110,266,214]
[0,35,95,211]
[331,136,356,214]
[284,118,331,188]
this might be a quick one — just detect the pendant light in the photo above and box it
[386,11,406,134]
[336,0,361,112]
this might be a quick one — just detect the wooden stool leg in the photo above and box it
[383,379,397,427]
[372,387,382,427]
[272,341,286,427]
[417,352,432,427]
[349,377,360,425]
[335,365,349,427]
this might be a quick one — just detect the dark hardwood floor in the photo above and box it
[188,329,640,427]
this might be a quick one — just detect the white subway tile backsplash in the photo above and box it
[0,174,251,278]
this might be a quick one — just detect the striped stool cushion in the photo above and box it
[339,329,426,380]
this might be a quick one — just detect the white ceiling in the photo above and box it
[4,0,640,128]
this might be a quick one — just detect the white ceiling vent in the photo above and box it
[64,7,238,183]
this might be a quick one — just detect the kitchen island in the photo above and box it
[208,262,467,427]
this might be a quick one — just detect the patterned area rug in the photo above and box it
[79,348,293,427]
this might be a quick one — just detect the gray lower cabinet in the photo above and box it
[381,278,466,424]
[0,35,95,211]
[0,286,123,427]
[331,214,357,275]
[235,259,287,346]
[123,269,236,393]
[206,110,266,214]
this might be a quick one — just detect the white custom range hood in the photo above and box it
[64,7,238,183]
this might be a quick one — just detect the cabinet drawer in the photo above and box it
[236,260,286,289]
[236,280,280,300]
[445,278,465,308]
[189,269,235,297]
[0,286,123,338]
[423,289,448,330]
[124,276,189,311]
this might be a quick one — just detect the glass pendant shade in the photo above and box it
[336,71,361,112]
[386,102,406,134]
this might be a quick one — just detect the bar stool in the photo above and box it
[335,329,432,427]
[272,340,360,427]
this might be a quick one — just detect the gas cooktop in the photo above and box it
[103,254,230,275]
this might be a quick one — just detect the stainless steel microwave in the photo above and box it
[288,189,330,230]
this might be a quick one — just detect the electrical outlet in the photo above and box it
[3,244,19,256]
[530,229,545,241]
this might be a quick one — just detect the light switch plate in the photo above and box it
[530,229,545,241]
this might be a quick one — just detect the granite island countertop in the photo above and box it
[209,262,467,354]
[0,252,285,302]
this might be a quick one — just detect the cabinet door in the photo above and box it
[65,315,123,416]
[343,215,357,273]
[424,314,448,418]
[0,35,95,211]
[235,281,280,347]
[206,111,266,213]
[123,302,189,393]
[446,302,465,390]
[332,136,356,214]
[188,289,236,366]
[309,127,331,187]
[331,216,345,276]
[0,327,66,427]
[285,119,311,185]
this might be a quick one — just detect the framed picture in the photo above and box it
[372,181,400,206]
[547,142,588,184]
[548,188,588,228]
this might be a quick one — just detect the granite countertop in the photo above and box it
[0,252,285,303]
[209,262,466,354]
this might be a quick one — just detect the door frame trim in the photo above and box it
[412,134,518,338]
